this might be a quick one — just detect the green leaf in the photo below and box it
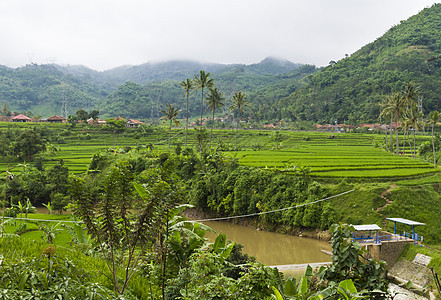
[338,279,358,294]
[284,278,297,296]
[299,276,308,295]
[270,286,284,300]
[133,182,148,198]
[220,242,235,261]
[18,272,29,290]
[213,233,226,253]
[305,264,313,277]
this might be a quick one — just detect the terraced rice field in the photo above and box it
[235,134,439,178]
[0,122,438,179]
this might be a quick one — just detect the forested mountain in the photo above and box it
[1,58,311,119]
[55,57,302,87]
[101,64,316,120]
[274,3,441,125]
[0,64,107,117]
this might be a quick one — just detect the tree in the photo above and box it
[401,82,421,157]
[405,104,423,158]
[402,81,420,107]
[71,162,158,295]
[429,111,440,167]
[180,78,193,147]
[89,110,100,120]
[383,91,406,155]
[380,95,393,153]
[75,109,89,122]
[106,118,126,150]
[205,87,225,148]
[1,102,11,116]
[13,129,46,161]
[194,127,208,153]
[194,70,214,126]
[160,104,181,151]
[229,91,250,150]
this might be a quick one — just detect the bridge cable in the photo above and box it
[191,189,355,222]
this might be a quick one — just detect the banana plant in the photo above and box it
[270,277,368,299]
[42,202,53,214]
[211,233,235,263]
[168,217,214,298]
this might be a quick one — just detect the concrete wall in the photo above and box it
[363,240,413,267]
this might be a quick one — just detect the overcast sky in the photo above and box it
[0,0,438,71]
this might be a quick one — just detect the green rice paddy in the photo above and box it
[0,122,438,179]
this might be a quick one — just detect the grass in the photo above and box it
[0,235,154,298]
[2,213,77,246]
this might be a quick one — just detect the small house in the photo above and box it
[11,114,31,122]
[126,119,143,128]
[47,115,67,123]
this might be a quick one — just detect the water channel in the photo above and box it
[202,220,331,266]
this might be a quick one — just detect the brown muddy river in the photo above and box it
[202,221,331,266]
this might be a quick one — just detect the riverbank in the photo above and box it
[182,207,332,241]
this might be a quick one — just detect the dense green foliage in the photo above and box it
[0,64,107,116]
[0,219,389,299]
[323,224,388,297]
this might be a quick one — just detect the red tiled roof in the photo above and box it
[127,119,143,124]
[11,114,31,120]
[47,115,66,121]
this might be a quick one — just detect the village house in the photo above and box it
[0,116,12,122]
[47,115,67,123]
[126,119,143,128]
[87,118,106,125]
[11,114,31,122]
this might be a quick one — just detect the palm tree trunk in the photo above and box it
[432,125,436,167]
[390,117,393,153]
[413,128,416,158]
[210,110,214,148]
[402,128,406,156]
[235,111,240,150]
[168,121,172,151]
[185,95,189,147]
[407,130,412,158]
[384,127,388,152]
[200,87,204,126]
[395,114,400,156]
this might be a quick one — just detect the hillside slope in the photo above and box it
[276,3,441,124]
[1,58,309,118]
[0,64,108,116]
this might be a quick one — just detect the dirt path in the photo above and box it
[377,184,397,227]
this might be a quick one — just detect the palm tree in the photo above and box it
[160,104,181,151]
[205,87,225,148]
[180,78,193,147]
[401,81,421,157]
[406,104,423,158]
[402,81,420,107]
[385,91,406,156]
[194,70,214,126]
[229,91,250,150]
[380,97,391,152]
[429,111,440,167]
